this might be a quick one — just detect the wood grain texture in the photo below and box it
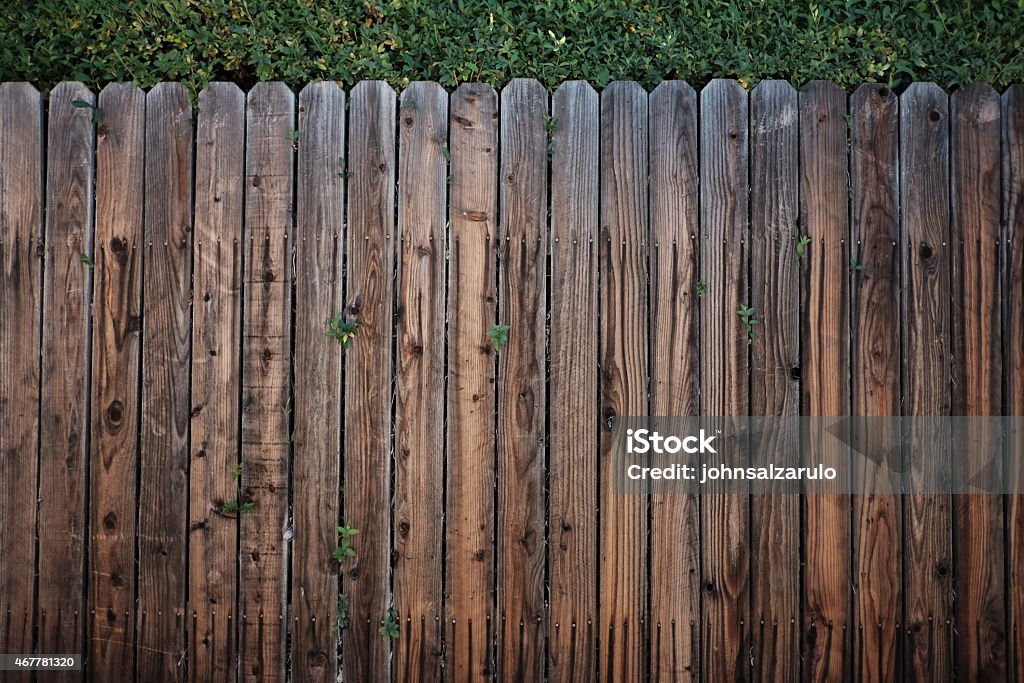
[394,81,448,683]
[241,82,293,683]
[698,78,750,683]
[749,79,800,683]
[599,80,648,682]
[137,82,193,682]
[89,82,145,680]
[1003,83,1024,683]
[548,80,599,683]
[291,81,344,683]
[37,82,95,678]
[0,82,43,665]
[950,83,1007,680]
[446,82,499,681]
[799,80,851,683]
[496,78,548,683]
[849,83,901,683]
[648,79,700,682]
[189,81,245,681]
[342,80,396,681]
[898,82,953,682]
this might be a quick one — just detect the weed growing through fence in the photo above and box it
[738,305,759,341]
[379,608,400,640]
[231,463,243,482]
[333,592,350,637]
[545,115,558,156]
[337,156,352,179]
[326,315,358,349]
[79,252,94,271]
[71,99,103,123]
[221,500,256,515]
[401,97,416,109]
[695,279,707,296]
[288,127,299,149]
[850,257,866,273]
[486,324,510,352]
[332,522,359,563]
[796,235,811,261]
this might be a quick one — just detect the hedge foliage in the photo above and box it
[2,1,1023,93]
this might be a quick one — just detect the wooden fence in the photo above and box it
[0,78,1022,682]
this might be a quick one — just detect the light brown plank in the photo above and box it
[648,79,700,682]
[137,82,193,682]
[0,82,43,662]
[189,81,245,681]
[37,81,95,677]
[291,81,345,683]
[240,82,294,683]
[89,82,145,680]
[548,80,599,683]
[699,78,750,683]
[446,82,499,681]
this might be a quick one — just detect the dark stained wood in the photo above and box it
[240,82,294,683]
[137,82,193,681]
[394,80,448,683]
[342,80,396,681]
[291,81,344,683]
[950,83,1007,680]
[89,82,145,680]
[36,82,95,678]
[698,78,750,683]
[189,82,245,681]
[799,80,852,683]
[849,83,901,683]
[446,82,499,681]
[648,79,700,682]
[496,77,548,682]
[548,80,599,683]
[599,80,648,682]
[898,82,953,682]
[0,82,43,662]
[749,79,801,683]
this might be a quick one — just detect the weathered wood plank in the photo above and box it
[699,78,750,683]
[189,81,245,681]
[240,82,294,683]
[446,82,499,681]
[799,80,851,683]
[137,82,193,681]
[89,82,145,680]
[343,80,396,681]
[394,80,448,683]
[290,81,345,683]
[648,79,700,682]
[548,80,599,683]
[749,79,800,683]
[849,83,901,683]
[496,77,548,682]
[0,82,43,663]
[37,81,95,677]
[950,83,1007,680]
[599,80,648,682]
[899,82,953,682]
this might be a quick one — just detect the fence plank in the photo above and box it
[699,78,750,683]
[394,80,448,683]
[342,79,396,681]
[290,81,344,683]
[950,83,1007,680]
[89,82,145,680]
[37,82,95,676]
[799,80,852,682]
[749,79,800,682]
[189,82,245,681]
[137,82,193,682]
[241,82,294,683]
[899,82,953,681]
[648,79,700,681]
[849,83,901,683]
[0,82,43,662]
[446,82,499,681]
[496,77,548,682]
[548,80,599,683]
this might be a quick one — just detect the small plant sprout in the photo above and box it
[326,315,358,349]
[288,127,300,147]
[79,251,94,270]
[332,522,359,563]
[333,592,350,636]
[441,145,451,163]
[72,98,103,123]
[379,607,400,640]
[337,156,352,178]
[850,257,866,272]
[545,115,559,155]
[695,279,708,296]
[486,324,510,352]
[796,234,811,261]
[737,305,759,341]
[221,500,256,515]
[401,96,416,109]
[231,463,243,482]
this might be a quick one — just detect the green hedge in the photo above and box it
[2,1,1023,93]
